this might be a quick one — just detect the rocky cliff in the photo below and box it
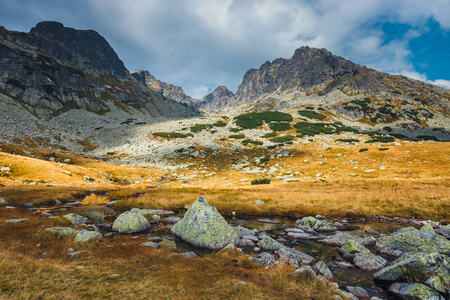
[0,21,196,121]
[200,86,234,110]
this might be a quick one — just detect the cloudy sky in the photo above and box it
[2,0,450,98]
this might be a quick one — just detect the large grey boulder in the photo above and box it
[318,232,364,247]
[64,213,88,226]
[74,230,102,243]
[376,225,450,256]
[374,252,450,285]
[297,216,337,232]
[112,211,150,233]
[353,252,387,271]
[388,283,444,300]
[170,196,239,250]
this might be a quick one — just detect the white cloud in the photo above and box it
[83,0,450,97]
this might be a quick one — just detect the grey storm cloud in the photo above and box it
[2,0,450,97]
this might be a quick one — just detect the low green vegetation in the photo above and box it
[294,122,334,136]
[229,134,245,139]
[379,148,389,151]
[251,178,271,185]
[234,111,293,129]
[213,120,227,127]
[190,124,213,133]
[262,132,278,138]
[242,139,263,146]
[359,148,369,152]
[259,157,270,163]
[336,139,359,143]
[305,106,314,110]
[298,110,326,120]
[229,128,241,133]
[365,136,395,143]
[153,132,193,139]
[269,122,292,131]
[269,135,294,143]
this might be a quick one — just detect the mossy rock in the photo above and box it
[340,240,369,254]
[389,283,442,300]
[425,275,446,293]
[45,227,79,237]
[374,252,450,285]
[298,216,337,232]
[257,235,284,251]
[112,211,150,233]
[376,225,450,256]
[73,230,102,243]
[313,260,333,280]
[170,195,239,250]
[63,213,88,226]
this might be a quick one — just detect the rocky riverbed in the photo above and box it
[10,194,447,300]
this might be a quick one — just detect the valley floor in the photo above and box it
[0,140,448,299]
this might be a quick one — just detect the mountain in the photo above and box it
[200,86,234,110]
[0,21,196,121]
[0,21,198,151]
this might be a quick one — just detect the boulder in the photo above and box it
[74,230,102,243]
[353,252,387,272]
[376,225,450,256]
[257,235,284,251]
[297,216,337,232]
[278,247,314,265]
[339,240,369,259]
[112,211,150,233]
[425,276,446,294]
[170,195,239,250]
[437,225,450,239]
[293,266,316,279]
[313,260,333,280]
[45,227,79,237]
[64,213,88,226]
[318,232,364,247]
[374,252,450,285]
[346,286,370,300]
[249,252,276,266]
[388,283,443,300]
[238,239,255,248]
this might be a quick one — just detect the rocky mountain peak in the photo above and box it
[200,86,234,110]
[30,21,127,78]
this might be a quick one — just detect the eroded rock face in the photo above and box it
[170,196,239,250]
[112,211,150,233]
[376,225,450,256]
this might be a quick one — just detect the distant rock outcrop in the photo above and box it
[200,86,234,110]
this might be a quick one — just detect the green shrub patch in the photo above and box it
[251,178,271,185]
[229,134,245,139]
[234,111,293,129]
[190,124,213,133]
[242,139,263,146]
[269,122,292,131]
[336,139,359,143]
[269,135,294,143]
[298,110,326,120]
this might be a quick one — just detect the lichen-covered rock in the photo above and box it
[74,230,102,243]
[279,247,315,265]
[318,232,364,247]
[339,240,369,259]
[45,227,79,237]
[313,260,333,280]
[437,225,450,239]
[425,276,446,294]
[63,213,88,226]
[151,214,161,222]
[353,252,387,272]
[388,283,443,300]
[0,197,7,206]
[170,196,239,250]
[298,216,337,232]
[257,235,284,251]
[112,211,150,233]
[249,252,275,266]
[374,252,450,285]
[376,225,450,256]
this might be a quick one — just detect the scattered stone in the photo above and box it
[234,281,247,286]
[170,195,239,250]
[68,251,82,258]
[74,230,102,243]
[140,242,161,248]
[112,211,150,233]
[254,200,265,205]
[238,239,255,248]
[64,213,88,226]
[147,237,163,243]
[279,247,314,265]
[365,229,381,235]
[4,218,28,224]
[284,228,304,234]
[353,252,387,272]
[376,225,450,256]
[151,214,161,222]
[346,286,370,300]
[313,261,333,280]
[249,252,276,266]
[45,227,79,237]
[61,170,72,176]
[339,291,359,300]
[298,216,337,232]
[388,283,442,300]
[258,219,280,224]
[374,252,450,284]
[164,216,181,224]
[293,266,316,279]
[181,252,198,258]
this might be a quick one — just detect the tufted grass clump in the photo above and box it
[298,110,326,120]
[190,124,214,133]
[269,135,294,143]
[153,132,193,139]
[251,178,271,185]
[269,122,292,132]
[234,111,293,129]
[229,134,245,139]
[242,139,263,146]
